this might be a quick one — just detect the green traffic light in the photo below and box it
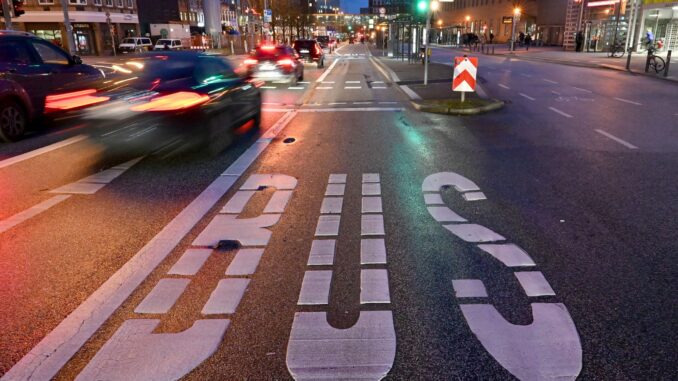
[417,0,427,12]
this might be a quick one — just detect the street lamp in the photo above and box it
[416,0,439,85]
[510,7,521,52]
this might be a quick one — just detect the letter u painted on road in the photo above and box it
[422,172,583,381]
[76,174,296,381]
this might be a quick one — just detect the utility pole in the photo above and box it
[60,0,77,55]
[2,0,12,30]
[510,7,520,52]
[424,5,431,85]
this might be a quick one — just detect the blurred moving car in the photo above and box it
[83,51,261,156]
[118,37,153,53]
[0,30,104,142]
[316,36,330,49]
[244,44,303,85]
[292,40,325,68]
[154,39,183,50]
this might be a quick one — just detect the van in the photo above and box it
[118,37,153,53]
[154,39,183,50]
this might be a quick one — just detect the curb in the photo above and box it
[410,99,504,115]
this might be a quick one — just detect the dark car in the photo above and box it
[292,40,325,68]
[316,36,330,49]
[0,30,103,142]
[82,51,261,156]
[244,44,304,85]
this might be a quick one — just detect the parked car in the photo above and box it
[154,39,183,50]
[244,44,304,85]
[316,36,330,49]
[118,37,153,53]
[82,51,261,156]
[292,40,325,68]
[0,30,104,142]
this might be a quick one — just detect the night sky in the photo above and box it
[342,0,366,14]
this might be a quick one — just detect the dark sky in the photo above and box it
[343,0,366,14]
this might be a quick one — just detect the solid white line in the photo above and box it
[0,135,86,170]
[263,107,404,113]
[572,86,592,93]
[548,107,574,118]
[0,195,71,234]
[543,79,559,84]
[594,129,639,149]
[498,84,510,89]
[2,111,298,381]
[378,101,398,104]
[519,93,536,101]
[344,86,361,89]
[371,56,400,82]
[353,102,372,104]
[400,85,421,100]
[316,58,340,83]
[613,97,642,106]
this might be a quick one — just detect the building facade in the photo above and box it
[13,0,140,56]
[366,0,410,16]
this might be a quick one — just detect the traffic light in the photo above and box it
[13,0,25,17]
[417,0,428,13]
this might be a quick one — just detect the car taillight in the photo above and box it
[244,58,258,66]
[130,91,210,112]
[277,58,295,67]
[315,45,321,55]
[45,89,110,112]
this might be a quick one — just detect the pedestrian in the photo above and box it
[519,32,525,46]
[489,32,494,45]
[575,31,583,52]
[524,34,532,50]
[645,28,654,50]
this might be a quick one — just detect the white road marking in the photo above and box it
[286,311,396,380]
[320,197,344,214]
[321,81,335,84]
[514,271,556,297]
[444,224,506,242]
[315,215,341,236]
[613,97,642,106]
[378,101,398,104]
[328,173,347,183]
[361,239,387,264]
[297,271,332,305]
[372,87,387,89]
[241,173,297,190]
[452,279,488,298]
[498,84,510,89]
[519,92,536,101]
[477,244,536,267]
[225,248,264,276]
[521,73,533,78]
[0,195,71,234]
[362,173,380,183]
[308,240,336,266]
[192,214,281,247]
[422,172,481,193]
[427,206,467,222]
[201,278,250,314]
[0,135,86,170]
[548,106,574,118]
[361,197,383,213]
[325,183,345,196]
[400,85,422,100]
[361,214,385,236]
[373,81,384,84]
[220,191,256,214]
[168,248,212,275]
[134,279,190,314]
[288,86,305,90]
[316,58,340,82]
[594,129,639,149]
[362,183,381,196]
[261,86,276,89]
[572,86,592,93]
[299,81,310,84]
[370,56,400,82]
[344,86,362,89]
[360,269,391,304]
[353,101,372,104]
[328,102,347,105]
[346,80,361,83]
[462,191,487,201]
[263,190,293,213]
[424,193,444,205]
[317,86,333,90]
[51,156,143,194]
[543,79,559,84]
[459,303,582,380]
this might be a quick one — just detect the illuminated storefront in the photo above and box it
[637,1,678,51]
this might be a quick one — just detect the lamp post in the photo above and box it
[510,7,520,52]
[421,0,439,86]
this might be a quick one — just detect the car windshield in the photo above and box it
[156,39,171,45]
[317,36,329,43]
[254,46,287,59]
[293,40,315,50]
[121,38,136,44]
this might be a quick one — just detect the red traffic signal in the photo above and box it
[13,0,25,17]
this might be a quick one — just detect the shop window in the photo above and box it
[116,0,123,7]
[93,0,102,4]
[68,0,87,4]
[126,0,132,7]
[38,0,54,4]
[105,0,112,5]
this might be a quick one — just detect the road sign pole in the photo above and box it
[60,0,77,55]
[2,0,12,30]
[424,7,431,86]
[461,91,465,103]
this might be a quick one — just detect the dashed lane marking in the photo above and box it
[297,271,333,305]
[0,195,71,234]
[452,279,488,298]
[346,80,361,83]
[572,86,592,93]
[543,79,559,84]
[613,97,642,106]
[548,106,574,118]
[201,279,250,314]
[514,271,556,297]
[344,86,362,89]
[498,84,510,90]
[594,129,639,149]
[317,87,333,90]
[0,135,87,170]
[519,93,536,101]
[225,248,264,276]
[134,279,190,314]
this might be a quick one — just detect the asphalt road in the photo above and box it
[0,43,675,380]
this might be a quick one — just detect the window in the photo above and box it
[117,0,123,7]
[69,0,87,4]
[0,40,34,65]
[94,0,102,5]
[126,0,133,7]
[105,0,113,6]
[31,41,70,65]
[38,0,54,4]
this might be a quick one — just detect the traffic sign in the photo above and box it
[379,7,386,16]
[452,56,478,92]
[264,9,272,23]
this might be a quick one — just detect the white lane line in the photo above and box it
[344,86,362,89]
[361,183,381,196]
[477,244,536,267]
[225,248,264,276]
[543,79,559,84]
[444,224,506,243]
[463,191,487,201]
[520,73,533,78]
[594,129,639,149]
[308,240,336,266]
[361,197,383,213]
[261,86,276,89]
[371,56,400,82]
[315,215,341,236]
[317,86,333,90]
[219,191,255,214]
[452,279,488,298]
[362,173,380,183]
[548,106,574,118]
[360,238,387,264]
[514,271,556,296]
[372,87,387,89]
[316,58,340,82]
[201,278,250,314]
[424,193,444,205]
[519,93,536,101]
[50,156,144,195]
[321,81,335,84]
[0,135,87,170]
[325,183,345,196]
[297,271,332,305]
[360,269,391,304]
[299,81,310,84]
[353,101,372,105]
[241,174,297,190]
[346,80,361,84]
[2,111,298,381]
[361,214,385,236]
[373,81,384,84]
[328,173,347,183]
[572,86,592,93]
[0,195,71,234]
[328,102,347,105]
[426,206,467,222]
[320,197,344,214]
[263,190,293,213]
[263,107,405,113]
[168,248,212,275]
[134,279,190,314]
[613,97,642,106]
[498,84,510,90]
[400,85,422,100]
[378,101,398,104]
[288,86,305,90]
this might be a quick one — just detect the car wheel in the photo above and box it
[289,75,298,86]
[299,68,304,81]
[0,100,27,143]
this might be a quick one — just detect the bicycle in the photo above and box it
[607,42,625,58]
[646,45,666,73]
